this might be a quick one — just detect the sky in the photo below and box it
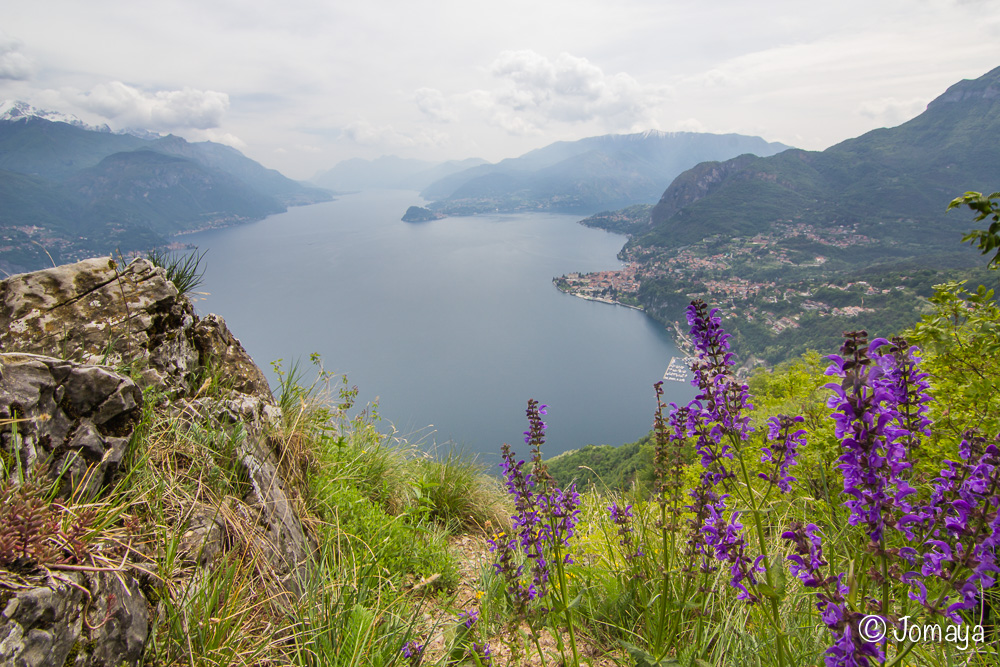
[2,0,999,181]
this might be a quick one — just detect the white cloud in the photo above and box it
[189,128,248,150]
[857,96,928,126]
[69,81,229,130]
[673,118,707,132]
[481,50,669,134]
[0,34,32,80]
[414,87,456,122]
[343,119,447,148]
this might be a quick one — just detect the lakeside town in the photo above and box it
[554,220,915,339]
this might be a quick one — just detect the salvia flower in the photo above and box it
[525,399,554,491]
[703,507,764,602]
[686,300,754,442]
[877,337,933,457]
[491,400,583,614]
[782,522,828,588]
[760,415,806,493]
[608,502,643,562]
[898,433,1000,621]
[682,478,721,575]
[471,641,493,666]
[825,331,917,544]
[541,484,582,560]
[497,441,549,596]
[401,640,424,666]
[458,608,479,629]
[781,522,883,666]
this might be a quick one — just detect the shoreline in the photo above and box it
[560,290,645,312]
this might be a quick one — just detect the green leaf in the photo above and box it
[756,582,778,600]
[622,642,680,667]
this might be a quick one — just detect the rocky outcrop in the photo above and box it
[0,257,270,403]
[0,353,142,499]
[649,153,759,226]
[168,396,312,592]
[0,258,196,394]
[237,436,312,595]
[0,257,314,664]
[191,314,272,403]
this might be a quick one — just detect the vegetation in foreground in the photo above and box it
[3,196,1000,667]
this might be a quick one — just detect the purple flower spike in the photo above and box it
[491,400,584,618]
[826,330,918,544]
[401,640,424,666]
[608,502,643,561]
[782,522,828,587]
[760,415,806,493]
[685,300,754,443]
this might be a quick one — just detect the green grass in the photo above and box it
[146,247,208,296]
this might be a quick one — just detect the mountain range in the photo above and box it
[0,102,331,274]
[418,130,792,216]
[577,65,1000,365]
[628,68,1000,254]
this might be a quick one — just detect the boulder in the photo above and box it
[0,353,141,498]
[0,570,148,667]
[0,257,272,403]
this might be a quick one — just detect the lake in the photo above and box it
[186,190,695,465]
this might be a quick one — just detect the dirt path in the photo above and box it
[414,534,622,667]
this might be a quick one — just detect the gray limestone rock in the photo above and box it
[0,257,272,404]
[0,256,313,664]
[237,436,312,595]
[191,314,273,403]
[0,571,147,667]
[0,354,141,498]
[0,257,197,397]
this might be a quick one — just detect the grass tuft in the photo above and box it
[146,247,208,296]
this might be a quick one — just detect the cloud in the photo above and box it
[481,50,668,134]
[69,81,229,130]
[857,96,928,126]
[190,128,247,150]
[673,118,707,132]
[414,87,456,122]
[0,34,33,80]
[343,119,447,148]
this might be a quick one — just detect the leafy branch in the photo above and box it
[949,190,1000,267]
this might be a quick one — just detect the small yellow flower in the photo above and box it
[475,590,484,600]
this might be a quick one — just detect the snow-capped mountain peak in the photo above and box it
[0,100,111,132]
[0,100,159,139]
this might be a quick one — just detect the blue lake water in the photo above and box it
[186,190,695,465]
